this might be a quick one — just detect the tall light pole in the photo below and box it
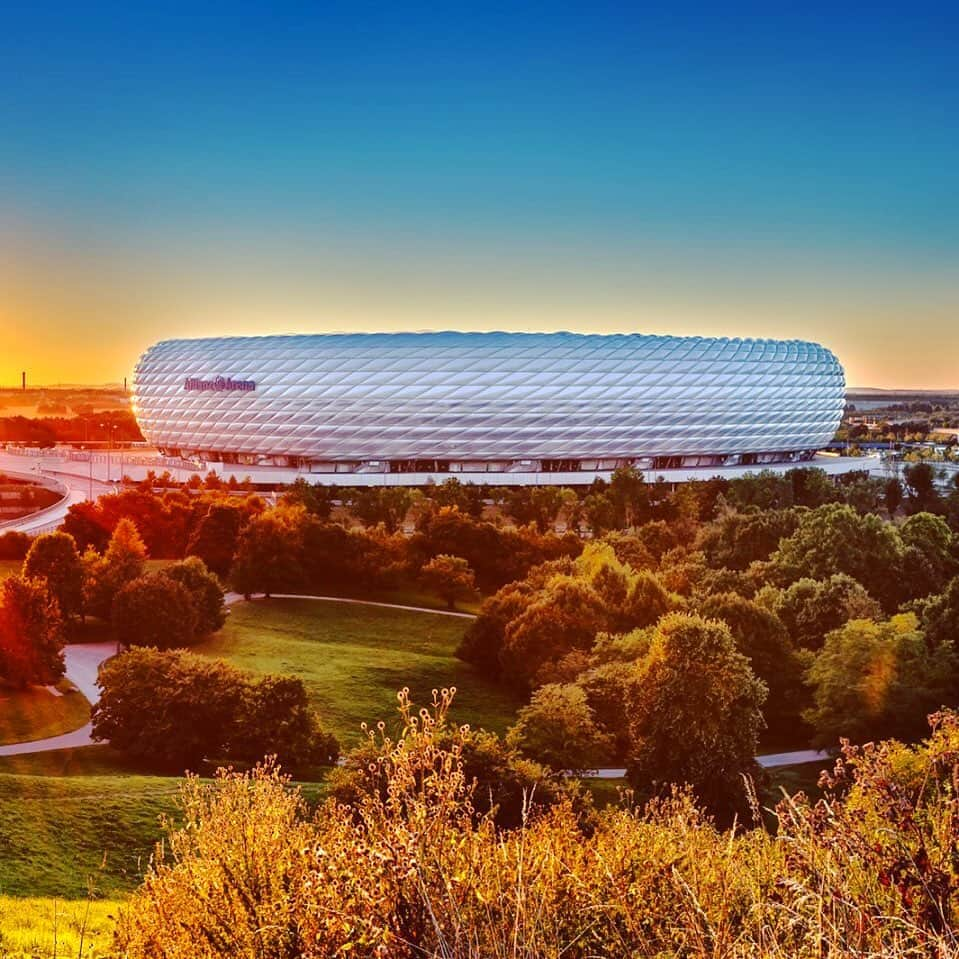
[99,423,110,483]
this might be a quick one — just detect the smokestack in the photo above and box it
[21,371,25,391]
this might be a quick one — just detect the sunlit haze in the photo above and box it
[1,4,956,389]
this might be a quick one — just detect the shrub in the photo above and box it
[116,699,959,959]
[92,647,338,772]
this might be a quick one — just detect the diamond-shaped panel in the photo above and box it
[132,331,846,462]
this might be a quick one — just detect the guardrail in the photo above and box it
[0,469,72,532]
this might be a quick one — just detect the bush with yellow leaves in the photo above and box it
[117,692,959,958]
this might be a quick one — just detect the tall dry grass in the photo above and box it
[117,691,959,958]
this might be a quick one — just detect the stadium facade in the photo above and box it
[132,331,847,484]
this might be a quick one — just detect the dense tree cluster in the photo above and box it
[0,408,142,446]
[451,469,959,808]
[9,462,958,804]
[9,524,227,658]
[92,647,338,771]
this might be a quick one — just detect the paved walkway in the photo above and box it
[578,750,833,779]
[0,641,115,756]
[224,591,477,618]
[756,748,831,769]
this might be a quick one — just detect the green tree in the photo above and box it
[506,682,614,771]
[232,674,339,768]
[113,573,198,649]
[230,506,306,598]
[903,462,943,514]
[805,614,956,747]
[281,478,335,520]
[582,491,618,535]
[0,531,31,561]
[884,477,904,516]
[697,507,802,571]
[899,512,957,598]
[0,575,65,686]
[917,575,959,654]
[82,518,149,620]
[504,487,565,533]
[186,503,245,578]
[609,465,650,528]
[456,581,537,679]
[428,478,487,518]
[627,613,767,813]
[619,569,674,631]
[419,554,477,609]
[347,487,413,533]
[726,470,795,510]
[22,531,84,621]
[769,504,906,610]
[162,556,226,636]
[759,574,883,651]
[500,576,609,689]
[699,591,805,732]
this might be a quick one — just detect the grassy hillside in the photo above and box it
[0,771,177,898]
[0,683,89,746]
[0,745,330,901]
[195,598,520,745]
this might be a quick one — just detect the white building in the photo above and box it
[132,331,849,485]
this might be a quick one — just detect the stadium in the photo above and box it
[132,331,849,486]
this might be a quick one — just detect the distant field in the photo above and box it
[0,387,130,419]
[0,683,89,746]
[195,597,519,744]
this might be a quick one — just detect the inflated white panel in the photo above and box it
[132,332,845,461]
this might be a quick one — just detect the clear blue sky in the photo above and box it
[1,2,956,387]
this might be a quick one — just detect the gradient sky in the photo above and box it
[1,2,956,388]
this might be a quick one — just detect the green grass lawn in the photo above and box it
[0,745,330,901]
[0,684,89,746]
[0,771,178,898]
[195,597,520,745]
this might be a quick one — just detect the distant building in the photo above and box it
[133,331,848,485]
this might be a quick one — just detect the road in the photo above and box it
[0,450,116,536]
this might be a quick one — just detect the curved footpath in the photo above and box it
[0,594,832,770]
[0,641,115,756]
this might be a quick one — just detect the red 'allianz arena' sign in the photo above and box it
[184,376,256,392]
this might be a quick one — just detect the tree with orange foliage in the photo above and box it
[0,575,65,686]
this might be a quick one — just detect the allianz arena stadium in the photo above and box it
[132,331,847,485]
